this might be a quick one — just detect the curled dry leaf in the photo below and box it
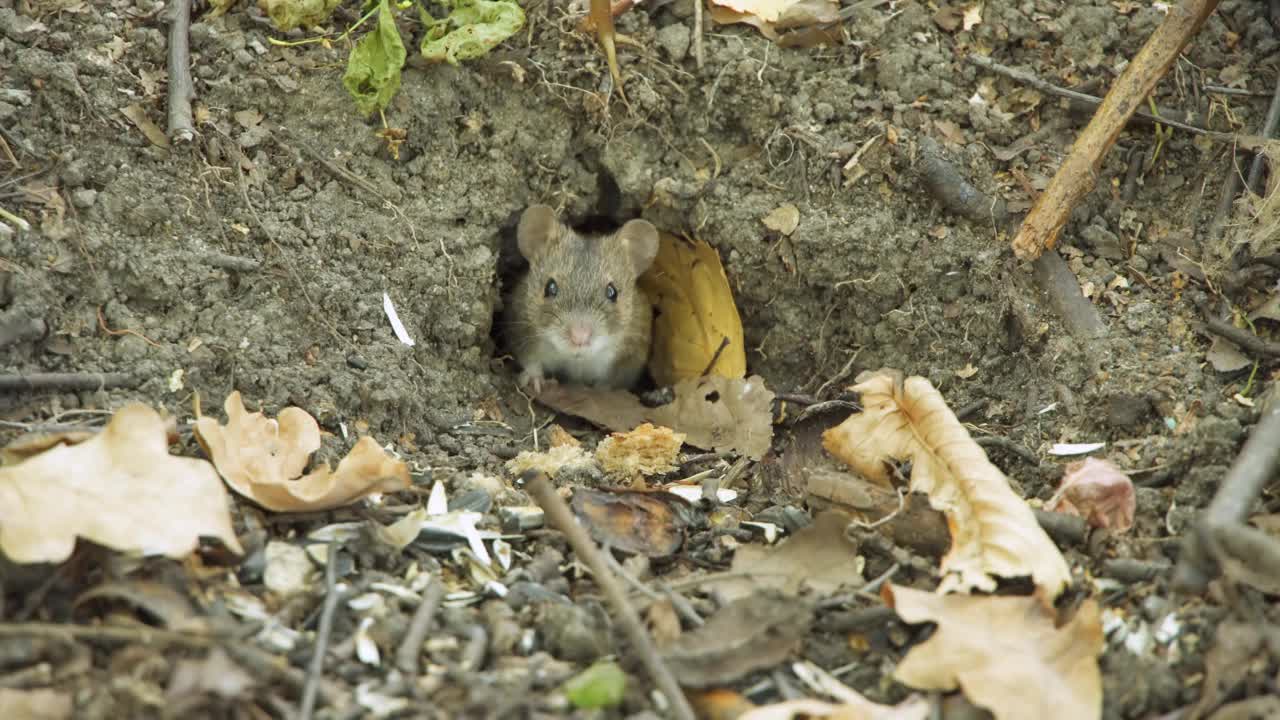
[709,0,839,39]
[884,584,1103,720]
[571,487,694,557]
[537,375,774,460]
[195,392,409,512]
[595,422,685,481]
[639,233,746,387]
[1046,457,1134,532]
[739,697,930,720]
[0,404,243,564]
[823,370,1070,598]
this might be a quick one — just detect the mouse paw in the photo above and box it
[518,367,546,395]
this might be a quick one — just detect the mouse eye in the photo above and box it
[605,283,618,303]
[544,279,558,298]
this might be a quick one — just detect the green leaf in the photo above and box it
[342,0,407,116]
[260,0,342,31]
[419,0,525,65]
[562,662,627,709]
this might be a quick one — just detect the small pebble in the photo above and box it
[71,188,97,209]
[656,23,690,63]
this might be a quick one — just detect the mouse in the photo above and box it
[504,204,660,394]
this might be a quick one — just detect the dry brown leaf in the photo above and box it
[1046,457,1134,532]
[662,589,813,687]
[823,370,1070,598]
[639,233,746,387]
[708,5,779,39]
[0,404,243,564]
[1,430,94,466]
[709,510,862,602]
[571,487,693,557]
[195,392,409,512]
[884,585,1103,720]
[537,375,774,460]
[0,688,72,720]
[121,103,169,148]
[595,423,685,480]
[762,204,801,235]
[740,697,930,720]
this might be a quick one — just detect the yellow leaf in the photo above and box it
[822,370,1070,599]
[640,233,746,387]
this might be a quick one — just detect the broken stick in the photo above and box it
[1009,0,1221,260]
[165,0,195,143]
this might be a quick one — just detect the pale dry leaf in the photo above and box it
[709,510,861,602]
[885,585,1103,720]
[823,370,1070,598]
[708,5,779,39]
[1,430,94,466]
[0,404,243,564]
[639,233,746,387]
[962,2,983,30]
[0,688,72,720]
[1046,457,1134,532]
[537,375,775,460]
[740,697,930,720]
[195,392,409,512]
[595,422,685,480]
[709,0,796,24]
[762,204,800,235]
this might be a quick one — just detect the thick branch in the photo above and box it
[1010,0,1221,260]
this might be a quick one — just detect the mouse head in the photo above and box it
[516,204,659,354]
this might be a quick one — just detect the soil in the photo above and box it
[3,0,1280,717]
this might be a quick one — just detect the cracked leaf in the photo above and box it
[823,370,1070,598]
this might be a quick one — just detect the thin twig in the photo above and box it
[300,542,341,720]
[0,373,138,393]
[967,53,1232,141]
[395,577,444,674]
[1176,401,1280,591]
[692,0,704,69]
[97,306,162,347]
[522,471,696,720]
[165,0,195,143]
[974,435,1039,466]
[1244,70,1280,194]
[204,252,261,273]
[1204,317,1280,358]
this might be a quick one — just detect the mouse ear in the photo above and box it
[617,219,659,276]
[517,205,560,260]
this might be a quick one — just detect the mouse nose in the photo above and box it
[567,324,593,348]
